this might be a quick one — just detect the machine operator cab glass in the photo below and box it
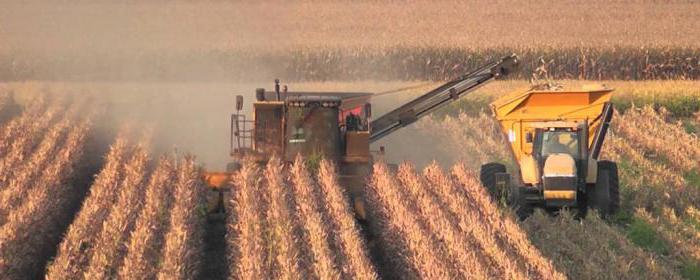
[533,126,584,174]
[541,130,580,159]
[285,96,342,161]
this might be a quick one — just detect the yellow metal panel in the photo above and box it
[520,156,540,184]
[491,86,613,162]
[543,190,577,200]
[543,154,577,177]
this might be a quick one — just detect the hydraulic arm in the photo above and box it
[369,54,519,143]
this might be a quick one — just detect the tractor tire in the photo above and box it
[590,160,620,217]
[509,184,533,220]
[226,161,242,172]
[480,162,507,199]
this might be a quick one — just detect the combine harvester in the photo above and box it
[482,84,618,218]
[202,55,519,218]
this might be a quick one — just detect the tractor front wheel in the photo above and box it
[480,162,507,199]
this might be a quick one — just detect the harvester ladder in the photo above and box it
[230,114,254,154]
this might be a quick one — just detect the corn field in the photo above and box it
[227,157,378,280]
[2,0,700,277]
[365,162,562,279]
[0,80,699,280]
[3,47,700,82]
[0,94,94,279]
[46,136,207,280]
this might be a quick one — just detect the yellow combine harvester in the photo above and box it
[482,85,618,218]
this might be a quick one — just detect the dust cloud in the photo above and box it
[1,80,462,171]
[0,1,483,169]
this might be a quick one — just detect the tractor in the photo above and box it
[481,84,619,219]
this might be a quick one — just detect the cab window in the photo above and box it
[541,131,580,159]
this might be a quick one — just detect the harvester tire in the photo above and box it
[226,161,242,172]
[590,160,619,217]
[480,162,507,199]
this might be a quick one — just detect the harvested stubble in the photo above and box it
[523,210,681,280]
[0,114,92,279]
[46,136,132,279]
[118,157,177,279]
[228,158,377,280]
[601,106,700,276]
[612,106,700,173]
[156,156,207,280]
[636,208,700,268]
[604,107,700,210]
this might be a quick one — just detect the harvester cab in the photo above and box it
[202,55,520,216]
[482,85,618,219]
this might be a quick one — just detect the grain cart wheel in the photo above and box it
[590,160,620,217]
[480,162,507,199]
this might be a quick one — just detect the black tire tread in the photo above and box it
[591,160,620,217]
[599,160,620,214]
[480,162,506,198]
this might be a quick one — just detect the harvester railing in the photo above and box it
[230,113,254,155]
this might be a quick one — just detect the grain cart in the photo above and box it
[202,55,519,218]
[481,85,618,218]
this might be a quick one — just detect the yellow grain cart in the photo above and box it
[481,85,618,218]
